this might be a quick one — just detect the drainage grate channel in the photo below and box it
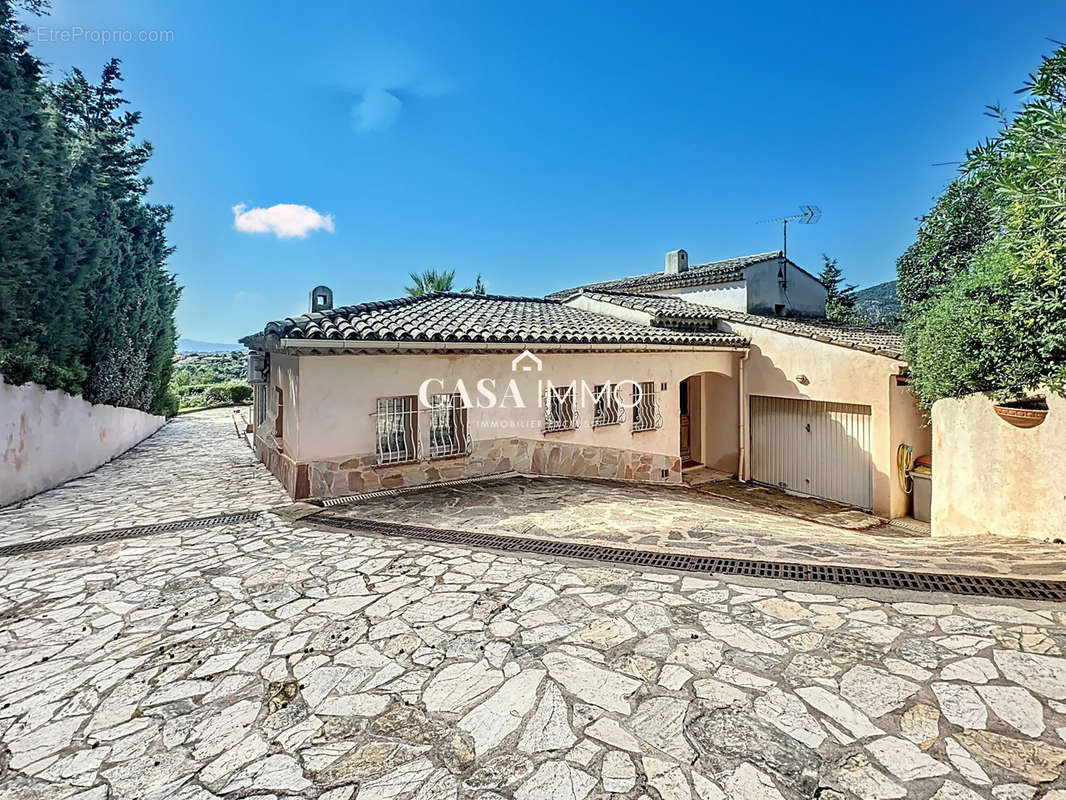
[316,471,521,508]
[312,514,1066,601]
[0,512,261,557]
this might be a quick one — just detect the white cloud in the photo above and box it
[232,203,335,239]
[351,87,403,133]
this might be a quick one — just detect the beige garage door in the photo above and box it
[750,395,873,510]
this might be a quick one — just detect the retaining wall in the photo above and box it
[0,377,165,507]
[932,389,1065,538]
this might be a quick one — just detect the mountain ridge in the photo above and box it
[177,338,245,353]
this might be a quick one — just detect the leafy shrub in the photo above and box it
[904,242,1061,403]
[901,45,1066,406]
[896,177,994,318]
[175,381,251,410]
[158,388,180,419]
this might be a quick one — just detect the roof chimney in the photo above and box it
[310,285,333,313]
[665,249,688,275]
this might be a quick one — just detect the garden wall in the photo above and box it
[932,389,1065,539]
[0,377,165,507]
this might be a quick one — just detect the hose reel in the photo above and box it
[897,443,914,494]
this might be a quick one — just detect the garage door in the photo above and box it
[750,395,873,510]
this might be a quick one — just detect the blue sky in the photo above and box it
[24,0,1065,343]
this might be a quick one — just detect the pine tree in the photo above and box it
[819,254,858,323]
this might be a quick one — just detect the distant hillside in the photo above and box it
[177,338,244,353]
[170,350,250,411]
[854,280,901,328]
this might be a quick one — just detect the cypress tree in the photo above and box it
[0,2,179,413]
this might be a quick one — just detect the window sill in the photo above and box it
[374,457,418,468]
[591,420,623,429]
[542,426,578,435]
[428,450,472,462]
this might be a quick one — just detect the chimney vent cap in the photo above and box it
[310,285,334,313]
[665,249,688,275]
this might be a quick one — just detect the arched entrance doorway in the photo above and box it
[680,369,742,481]
[680,375,700,467]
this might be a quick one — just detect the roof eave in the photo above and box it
[275,337,747,354]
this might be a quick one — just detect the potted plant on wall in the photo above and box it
[993,395,1048,428]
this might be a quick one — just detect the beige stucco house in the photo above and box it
[241,249,930,519]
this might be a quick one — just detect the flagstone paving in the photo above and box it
[329,477,1066,580]
[1,513,1066,800]
[2,407,1066,799]
[0,408,289,547]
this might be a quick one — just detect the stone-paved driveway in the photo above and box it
[325,477,1066,581]
[1,410,1066,800]
[2,515,1066,800]
[0,408,289,546]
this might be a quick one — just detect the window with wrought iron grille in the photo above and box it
[543,385,578,433]
[632,381,660,432]
[592,384,623,427]
[376,395,419,464]
[429,393,470,458]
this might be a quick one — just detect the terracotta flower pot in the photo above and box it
[994,398,1048,429]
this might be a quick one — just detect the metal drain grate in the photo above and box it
[311,514,1066,602]
[0,512,261,557]
[316,471,521,508]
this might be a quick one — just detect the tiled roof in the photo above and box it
[547,252,783,299]
[707,307,904,359]
[241,292,747,350]
[579,290,718,320]
[571,290,906,360]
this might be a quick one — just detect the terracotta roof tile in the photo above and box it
[242,292,747,350]
[547,252,783,298]
[711,307,905,359]
[570,290,905,360]
[578,290,719,320]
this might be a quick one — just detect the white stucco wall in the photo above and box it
[656,281,748,312]
[0,377,165,507]
[932,390,1065,539]
[716,321,928,518]
[272,349,740,465]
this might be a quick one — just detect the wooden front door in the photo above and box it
[679,379,691,461]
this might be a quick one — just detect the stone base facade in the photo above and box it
[255,435,682,501]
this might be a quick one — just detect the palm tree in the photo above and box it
[405,269,456,296]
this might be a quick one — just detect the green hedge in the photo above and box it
[176,381,252,410]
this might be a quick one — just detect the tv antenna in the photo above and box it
[759,205,821,288]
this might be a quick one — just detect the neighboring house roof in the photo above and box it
[240,292,747,350]
[568,289,905,360]
[547,251,787,299]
